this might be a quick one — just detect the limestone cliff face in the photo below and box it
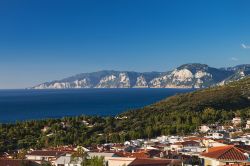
[32,64,250,89]
[134,76,148,88]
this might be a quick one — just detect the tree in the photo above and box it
[71,147,88,166]
[41,161,52,166]
[86,156,104,166]
[17,149,27,160]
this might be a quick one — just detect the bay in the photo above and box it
[0,88,193,123]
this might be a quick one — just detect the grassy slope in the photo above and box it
[122,77,250,116]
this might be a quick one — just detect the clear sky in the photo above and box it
[0,0,250,89]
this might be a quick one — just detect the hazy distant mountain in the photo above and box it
[218,64,250,85]
[32,63,250,89]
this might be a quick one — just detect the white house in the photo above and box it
[246,120,250,129]
[232,117,241,126]
[156,135,169,143]
[130,140,142,146]
[201,139,227,148]
[106,157,135,166]
[205,132,224,139]
[200,145,249,166]
[55,155,83,166]
[230,136,250,145]
[26,150,66,165]
[199,125,210,133]
[168,136,183,144]
[170,140,201,152]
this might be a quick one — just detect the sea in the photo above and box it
[0,88,193,123]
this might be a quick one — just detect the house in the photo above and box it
[199,125,211,133]
[55,155,83,166]
[110,143,126,151]
[246,120,250,129]
[181,140,203,153]
[170,140,200,152]
[130,140,142,146]
[168,136,183,144]
[88,152,116,158]
[218,125,235,131]
[107,157,182,166]
[124,141,131,146]
[144,140,156,147]
[74,146,90,152]
[114,151,150,158]
[55,152,116,166]
[205,132,225,139]
[170,140,203,153]
[201,139,227,148]
[26,150,66,164]
[232,117,242,126]
[200,145,249,166]
[156,135,169,143]
[170,142,184,152]
[106,157,135,166]
[230,136,250,146]
[128,158,182,166]
[41,126,50,133]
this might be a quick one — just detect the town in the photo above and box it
[1,116,250,166]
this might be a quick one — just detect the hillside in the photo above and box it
[146,76,250,112]
[122,76,250,116]
[118,77,250,136]
[32,63,250,89]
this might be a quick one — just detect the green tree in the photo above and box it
[16,149,27,159]
[71,147,88,166]
[86,156,104,166]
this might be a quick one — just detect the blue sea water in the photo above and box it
[0,88,193,123]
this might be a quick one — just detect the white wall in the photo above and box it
[106,157,135,166]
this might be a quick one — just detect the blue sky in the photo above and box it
[0,0,250,88]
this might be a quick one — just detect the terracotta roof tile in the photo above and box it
[201,145,248,161]
[172,140,199,146]
[27,150,66,156]
[114,152,149,158]
[184,137,202,141]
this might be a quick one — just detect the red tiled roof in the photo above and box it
[47,146,76,152]
[0,159,37,166]
[185,136,210,141]
[184,137,202,141]
[128,158,176,166]
[201,145,248,161]
[172,140,199,146]
[27,150,66,156]
[214,139,227,143]
[236,145,250,153]
[172,142,183,145]
[115,152,149,158]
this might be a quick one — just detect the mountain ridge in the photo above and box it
[32,63,250,89]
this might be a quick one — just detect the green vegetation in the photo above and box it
[86,156,104,166]
[70,147,104,166]
[0,77,249,154]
